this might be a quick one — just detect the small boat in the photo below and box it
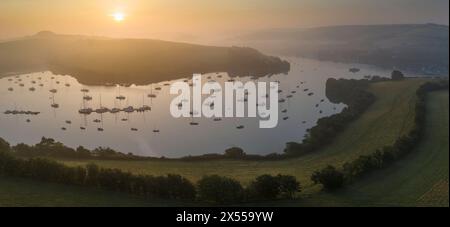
[291,91,297,94]
[308,93,314,96]
[29,87,36,91]
[283,117,289,121]
[116,95,126,100]
[237,125,245,129]
[153,129,160,133]
[287,95,293,98]
[110,108,121,114]
[315,104,319,108]
[321,99,325,102]
[279,99,286,103]
[65,83,70,87]
[26,119,31,123]
[93,119,101,123]
[31,81,36,84]
[190,122,199,126]
[97,128,104,132]
[131,128,138,131]
[123,106,135,113]
[349,68,361,73]
[65,120,72,124]
[278,90,283,93]
[148,94,157,98]
[304,89,309,92]
[83,96,93,101]
[136,105,151,112]
[302,121,307,124]
[80,127,86,130]
[79,108,93,115]
[61,127,67,131]
[7,88,13,91]
[39,84,44,87]
[51,103,59,108]
[81,89,90,93]
[213,118,222,122]
[121,118,128,122]
[155,87,162,91]
[281,109,288,113]
[95,107,109,114]
[19,84,25,87]
[319,110,323,114]
[49,89,57,93]
[164,83,171,86]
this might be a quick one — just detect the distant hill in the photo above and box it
[235,24,449,76]
[0,32,290,85]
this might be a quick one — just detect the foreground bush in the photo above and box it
[311,165,345,191]
[197,175,244,204]
[247,174,301,200]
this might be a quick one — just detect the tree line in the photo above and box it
[311,80,449,191]
[1,144,301,204]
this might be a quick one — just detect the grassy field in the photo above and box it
[62,79,426,194]
[1,79,446,207]
[295,90,449,207]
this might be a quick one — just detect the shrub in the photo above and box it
[391,70,405,80]
[247,175,280,200]
[247,174,301,200]
[311,165,345,191]
[0,138,10,152]
[276,175,302,199]
[197,175,244,204]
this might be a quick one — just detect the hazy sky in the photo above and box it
[0,0,448,41]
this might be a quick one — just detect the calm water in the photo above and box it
[0,57,392,158]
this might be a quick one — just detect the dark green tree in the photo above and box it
[311,165,345,191]
[197,175,244,204]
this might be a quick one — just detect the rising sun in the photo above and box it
[112,12,125,22]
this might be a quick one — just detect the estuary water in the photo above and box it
[0,57,392,157]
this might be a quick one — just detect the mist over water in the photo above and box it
[0,57,393,158]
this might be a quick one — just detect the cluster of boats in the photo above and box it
[3,110,40,115]
[78,105,152,115]
[3,72,334,134]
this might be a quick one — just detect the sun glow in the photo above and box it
[112,12,125,22]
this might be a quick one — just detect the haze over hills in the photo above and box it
[0,31,290,85]
[234,24,449,76]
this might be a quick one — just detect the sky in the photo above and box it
[0,0,448,41]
